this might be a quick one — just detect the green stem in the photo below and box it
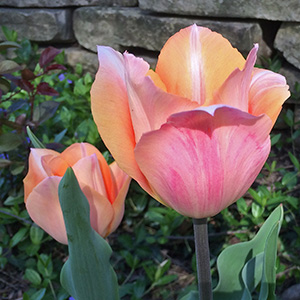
[193,218,212,300]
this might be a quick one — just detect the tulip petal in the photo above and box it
[156,24,245,104]
[91,47,152,195]
[124,52,199,142]
[135,106,271,218]
[61,143,117,203]
[72,154,108,199]
[24,148,60,201]
[26,176,68,244]
[212,45,258,110]
[249,69,290,126]
[106,162,131,235]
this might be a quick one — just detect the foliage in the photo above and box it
[0,28,299,299]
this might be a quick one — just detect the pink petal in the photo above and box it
[134,106,272,218]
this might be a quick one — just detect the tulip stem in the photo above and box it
[193,218,212,300]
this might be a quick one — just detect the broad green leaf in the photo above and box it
[24,268,42,285]
[59,168,119,300]
[26,126,45,148]
[259,221,281,300]
[213,205,283,300]
[33,101,60,124]
[0,41,20,51]
[0,158,11,167]
[0,77,10,93]
[30,225,44,245]
[241,252,264,300]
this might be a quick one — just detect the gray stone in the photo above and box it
[139,0,300,22]
[64,47,99,74]
[0,8,75,42]
[275,23,300,70]
[279,65,300,93]
[281,284,300,300]
[73,7,270,60]
[0,0,137,7]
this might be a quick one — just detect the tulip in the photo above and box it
[24,143,131,244]
[91,25,290,219]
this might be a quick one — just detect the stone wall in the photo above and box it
[0,0,299,92]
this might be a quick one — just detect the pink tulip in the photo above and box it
[24,143,131,244]
[91,25,290,219]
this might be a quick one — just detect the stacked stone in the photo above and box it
[0,0,299,90]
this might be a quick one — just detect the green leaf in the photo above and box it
[213,205,283,300]
[33,101,60,125]
[26,126,45,148]
[0,158,11,167]
[0,132,23,152]
[24,268,42,285]
[30,226,44,245]
[59,168,119,300]
[179,290,199,300]
[0,77,10,93]
[10,227,28,247]
[30,288,46,300]
[288,152,300,171]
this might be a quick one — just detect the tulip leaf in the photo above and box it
[179,290,199,300]
[26,126,45,148]
[213,205,283,300]
[58,168,119,300]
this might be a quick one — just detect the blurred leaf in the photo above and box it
[59,168,119,300]
[11,163,25,175]
[24,268,42,285]
[15,39,32,64]
[4,195,23,205]
[26,126,45,148]
[288,152,300,171]
[0,41,20,51]
[8,99,27,113]
[37,254,53,278]
[30,288,46,300]
[10,227,28,247]
[39,47,61,68]
[252,202,264,218]
[21,68,36,80]
[17,79,34,93]
[44,63,67,72]
[30,226,44,245]
[0,132,23,152]
[33,101,60,124]
[36,82,59,96]
[0,60,21,74]
[179,291,199,300]
[1,26,18,42]
[0,158,11,167]
[0,77,11,93]
[282,172,298,189]
[213,205,283,300]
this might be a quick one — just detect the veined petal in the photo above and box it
[124,52,199,142]
[249,69,290,126]
[156,24,245,104]
[24,149,60,201]
[212,44,258,111]
[135,106,271,218]
[91,47,151,195]
[26,176,68,244]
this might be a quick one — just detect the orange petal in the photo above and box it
[156,24,245,104]
[212,44,258,110]
[106,162,131,235]
[91,46,151,194]
[61,143,117,203]
[249,69,290,126]
[146,69,167,92]
[23,148,59,202]
[26,176,68,244]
